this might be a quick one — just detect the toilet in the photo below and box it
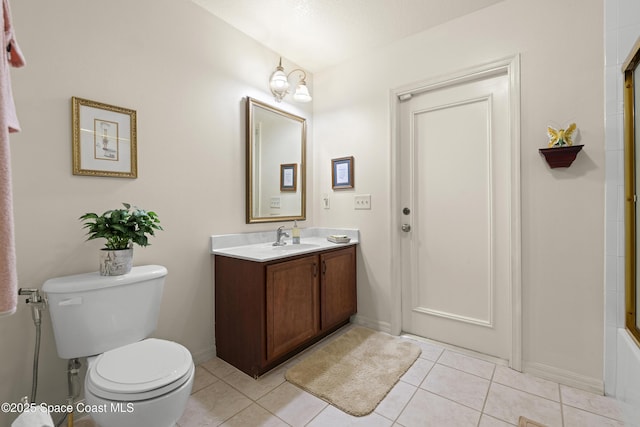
[42,265,194,427]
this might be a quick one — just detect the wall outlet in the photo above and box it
[322,194,330,209]
[354,194,371,210]
[270,197,281,209]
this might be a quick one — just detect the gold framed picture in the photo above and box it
[71,97,137,178]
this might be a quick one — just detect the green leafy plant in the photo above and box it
[79,203,163,250]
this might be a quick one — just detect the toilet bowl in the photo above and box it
[84,338,194,427]
[42,265,193,427]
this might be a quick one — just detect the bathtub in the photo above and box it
[616,329,640,425]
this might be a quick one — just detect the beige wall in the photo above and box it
[0,0,312,424]
[0,0,607,424]
[313,0,605,389]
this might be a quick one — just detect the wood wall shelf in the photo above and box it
[539,145,584,168]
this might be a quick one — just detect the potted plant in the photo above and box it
[79,203,163,276]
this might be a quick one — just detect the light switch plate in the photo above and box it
[322,194,330,209]
[270,197,281,208]
[354,194,371,210]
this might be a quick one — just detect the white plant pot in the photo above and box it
[99,248,133,276]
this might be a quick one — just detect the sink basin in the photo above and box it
[211,231,358,262]
[271,243,319,251]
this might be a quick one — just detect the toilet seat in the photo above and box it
[87,338,193,401]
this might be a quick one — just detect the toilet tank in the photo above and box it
[43,265,168,359]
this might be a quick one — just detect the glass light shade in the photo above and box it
[293,81,312,103]
[269,67,289,101]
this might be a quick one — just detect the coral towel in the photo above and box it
[0,0,24,317]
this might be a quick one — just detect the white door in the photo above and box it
[398,64,519,363]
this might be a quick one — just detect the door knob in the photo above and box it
[401,224,411,232]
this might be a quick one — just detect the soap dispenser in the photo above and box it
[292,221,300,244]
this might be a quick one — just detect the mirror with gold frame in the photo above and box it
[246,97,306,223]
[624,37,640,345]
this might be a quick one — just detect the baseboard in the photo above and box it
[191,345,216,365]
[401,333,509,367]
[523,361,604,394]
[352,315,391,334]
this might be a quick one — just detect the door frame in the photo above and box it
[389,55,522,370]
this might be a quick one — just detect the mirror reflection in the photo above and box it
[246,97,306,223]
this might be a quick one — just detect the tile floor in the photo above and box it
[76,325,637,427]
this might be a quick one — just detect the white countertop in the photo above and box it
[210,227,359,262]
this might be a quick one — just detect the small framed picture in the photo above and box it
[71,97,137,178]
[280,163,297,192]
[331,156,354,190]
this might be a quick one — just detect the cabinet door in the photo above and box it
[321,246,357,331]
[266,255,320,361]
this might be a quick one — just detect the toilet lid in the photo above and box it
[89,338,193,394]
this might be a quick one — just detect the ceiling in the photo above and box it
[192,0,505,73]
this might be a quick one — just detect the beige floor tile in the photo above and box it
[190,328,633,427]
[493,366,559,401]
[219,403,289,427]
[192,365,220,394]
[420,363,490,410]
[563,405,626,427]
[222,364,287,400]
[200,357,241,379]
[396,389,481,426]
[307,404,393,426]
[438,350,496,379]
[178,380,252,427]
[375,380,417,421]
[478,414,516,426]
[560,384,624,421]
[403,338,445,362]
[483,383,562,427]
[400,357,435,386]
[257,381,327,427]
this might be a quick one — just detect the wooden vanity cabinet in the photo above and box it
[266,255,320,361]
[215,245,356,377]
[320,247,357,332]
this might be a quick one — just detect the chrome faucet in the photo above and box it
[273,225,289,246]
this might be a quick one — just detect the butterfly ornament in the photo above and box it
[547,123,577,147]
